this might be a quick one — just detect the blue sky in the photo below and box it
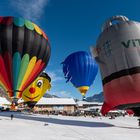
[0,0,140,99]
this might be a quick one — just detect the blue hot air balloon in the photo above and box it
[62,51,98,97]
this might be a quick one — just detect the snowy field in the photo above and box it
[0,112,140,140]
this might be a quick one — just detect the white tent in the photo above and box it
[0,97,11,105]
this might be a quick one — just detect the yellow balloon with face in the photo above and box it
[22,72,51,108]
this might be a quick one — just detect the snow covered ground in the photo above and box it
[0,112,140,140]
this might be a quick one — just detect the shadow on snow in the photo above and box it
[0,112,114,128]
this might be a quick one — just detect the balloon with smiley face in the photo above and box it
[22,72,51,108]
[0,16,51,103]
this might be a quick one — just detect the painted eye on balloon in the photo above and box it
[36,80,43,88]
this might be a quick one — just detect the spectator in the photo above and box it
[10,114,14,120]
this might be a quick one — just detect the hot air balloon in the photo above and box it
[92,15,140,116]
[22,72,51,108]
[0,16,51,103]
[62,51,98,97]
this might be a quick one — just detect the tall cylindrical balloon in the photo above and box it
[92,15,140,116]
[0,16,51,102]
[62,51,98,97]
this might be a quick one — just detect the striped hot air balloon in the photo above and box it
[0,16,51,102]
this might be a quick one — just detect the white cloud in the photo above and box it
[51,91,72,98]
[47,71,63,83]
[11,0,49,22]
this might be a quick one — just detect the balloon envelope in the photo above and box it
[22,72,51,108]
[0,16,51,100]
[62,51,98,96]
[94,15,140,116]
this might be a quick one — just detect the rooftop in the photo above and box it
[36,97,77,105]
[77,101,103,106]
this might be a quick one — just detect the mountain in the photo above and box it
[43,93,59,98]
[86,92,104,102]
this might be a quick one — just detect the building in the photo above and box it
[76,100,103,115]
[77,100,102,109]
[34,97,77,114]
